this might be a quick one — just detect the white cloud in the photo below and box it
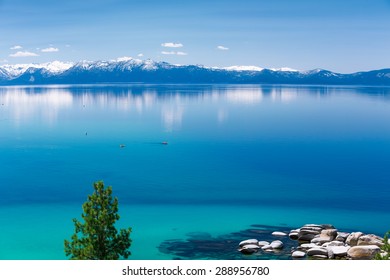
[137,53,144,57]
[41,47,59,53]
[10,45,23,50]
[161,51,187,56]
[161,42,183,48]
[116,56,133,62]
[217,45,229,51]
[9,51,39,57]
[65,44,71,48]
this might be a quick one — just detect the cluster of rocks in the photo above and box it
[239,224,388,260]
[238,231,287,255]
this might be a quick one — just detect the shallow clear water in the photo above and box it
[0,84,389,259]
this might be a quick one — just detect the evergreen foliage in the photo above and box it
[375,231,390,260]
[64,181,132,260]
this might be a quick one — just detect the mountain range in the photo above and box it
[1,58,390,85]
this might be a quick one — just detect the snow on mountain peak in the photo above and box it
[221,65,264,71]
[42,61,74,73]
[1,61,74,77]
[270,67,299,72]
[215,65,298,72]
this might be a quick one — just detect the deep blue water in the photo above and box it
[0,84,389,259]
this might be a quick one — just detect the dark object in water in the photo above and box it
[119,144,126,148]
[161,141,168,145]
[158,225,294,260]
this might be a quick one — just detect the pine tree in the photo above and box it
[64,181,132,260]
[375,231,390,260]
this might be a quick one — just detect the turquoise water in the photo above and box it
[0,84,389,259]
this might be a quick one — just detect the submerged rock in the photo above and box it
[239,239,258,247]
[261,245,273,251]
[239,244,260,255]
[270,240,284,249]
[258,241,270,247]
[272,231,287,236]
[159,223,384,260]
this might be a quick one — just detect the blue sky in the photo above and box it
[1,0,390,73]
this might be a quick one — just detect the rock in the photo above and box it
[310,255,328,259]
[258,241,270,247]
[270,240,284,249]
[323,241,344,247]
[298,232,320,243]
[311,237,333,245]
[328,246,350,258]
[320,229,338,241]
[292,251,306,258]
[289,229,300,240]
[347,245,381,260]
[239,244,260,255]
[336,232,350,242]
[307,247,329,257]
[298,226,323,243]
[346,232,363,246]
[357,234,384,247]
[327,248,334,259]
[299,243,320,250]
[242,244,260,250]
[302,224,324,229]
[239,239,258,247]
[298,234,317,243]
[261,245,273,251]
[321,224,336,230]
[289,232,299,240]
[272,231,287,236]
[300,226,323,234]
[299,230,321,236]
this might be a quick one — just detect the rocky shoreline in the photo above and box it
[239,224,388,260]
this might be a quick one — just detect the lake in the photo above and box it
[0,84,389,259]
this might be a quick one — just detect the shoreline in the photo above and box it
[159,223,388,260]
[238,224,388,260]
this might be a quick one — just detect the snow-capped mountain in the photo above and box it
[219,65,264,71]
[0,61,74,78]
[0,59,389,85]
